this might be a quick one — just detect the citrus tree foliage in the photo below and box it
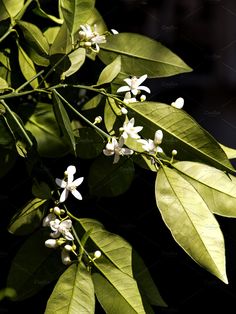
[1,0,236,313]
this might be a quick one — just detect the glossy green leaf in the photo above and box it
[93,257,146,314]
[60,47,86,79]
[7,228,66,300]
[45,262,95,314]
[104,97,123,136]
[95,56,121,86]
[219,143,236,159]
[75,127,104,159]
[52,91,76,155]
[50,22,72,55]
[88,155,135,197]
[33,1,63,25]
[126,101,235,173]
[99,33,192,78]
[174,161,236,217]
[155,166,228,284]
[18,45,38,88]
[0,0,24,18]
[8,198,48,235]
[25,102,70,157]
[81,94,103,111]
[44,27,60,45]
[0,77,9,92]
[77,218,133,276]
[17,20,49,57]
[60,0,95,37]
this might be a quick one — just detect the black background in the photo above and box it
[2,0,236,313]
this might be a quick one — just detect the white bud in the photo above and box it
[53,206,61,215]
[140,94,146,102]
[64,244,73,251]
[171,97,184,109]
[94,116,102,124]
[172,149,178,156]
[45,239,58,248]
[121,107,128,115]
[111,29,119,34]
[61,249,72,265]
[94,250,102,259]
[154,130,163,145]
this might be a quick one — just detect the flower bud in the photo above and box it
[64,244,73,251]
[121,107,128,115]
[140,94,146,102]
[94,116,102,124]
[53,206,61,215]
[94,250,102,259]
[154,130,163,145]
[172,149,178,156]
[45,239,58,248]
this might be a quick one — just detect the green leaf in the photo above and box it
[45,262,95,314]
[18,45,38,88]
[126,101,235,173]
[93,257,146,314]
[7,228,66,300]
[32,1,63,25]
[17,20,49,58]
[77,218,133,276]
[60,0,95,38]
[44,27,60,45]
[60,47,86,79]
[88,155,135,197]
[174,161,236,218]
[75,127,105,159]
[25,102,70,157]
[95,55,121,86]
[50,22,72,55]
[0,77,9,92]
[81,94,103,111]
[219,143,236,159]
[52,91,76,155]
[99,33,192,78]
[8,198,49,235]
[155,166,228,284]
[104,97,123,136]
[0,0,24,18]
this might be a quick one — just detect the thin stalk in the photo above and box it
[15,70,45,92]
[52,89,110,139]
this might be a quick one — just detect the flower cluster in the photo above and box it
[43,207,76,265]
[78,24,106,53]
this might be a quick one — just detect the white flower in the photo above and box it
[171,97,184,109]
[42,213,57,227]
[56,165,84,203]
[117,74,151,96]
[119,117,143,139]
[50,219,74,241]
[61,248,72,265]
[138,130,163,155]
[111,29,119,34]
[103,137,133,164]
[123,92,137,104]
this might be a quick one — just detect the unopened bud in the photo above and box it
[94,116,102,124]
[64,244,73,251]
[121,107,128,115]
[94,250,102,259]
[45,239,59,249]
[172,149,177,156]
[53,206,61,215]
[140,94,146,102]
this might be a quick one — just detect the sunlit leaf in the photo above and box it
[99,33,192,78]
[60,47,86,79]
[126,101,235,173]
[0,0,24,18]
[60,0,95,38]
[93,257,146,314]
[219,143,236,160]
[95,56,121,86]
[174,161,236,218]
[81,94,103,111]
[33,1,63,25]
[50,22,72,55]
[18,45,38,88]
[0,77,9,92]
[104,97,123,136]
[44,27,60,45]
[45,262,95,314]
[155,165,228,284]
[8,198,49,235]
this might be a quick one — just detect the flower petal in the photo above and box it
[71,189,83,200]
[137,74,147,85]
[138,86,151,93]
[55,178,67,188]
[59,188,69,203]
[72,177,84,187]
[117,86,131,93]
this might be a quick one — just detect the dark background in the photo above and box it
[2,0,236,313]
